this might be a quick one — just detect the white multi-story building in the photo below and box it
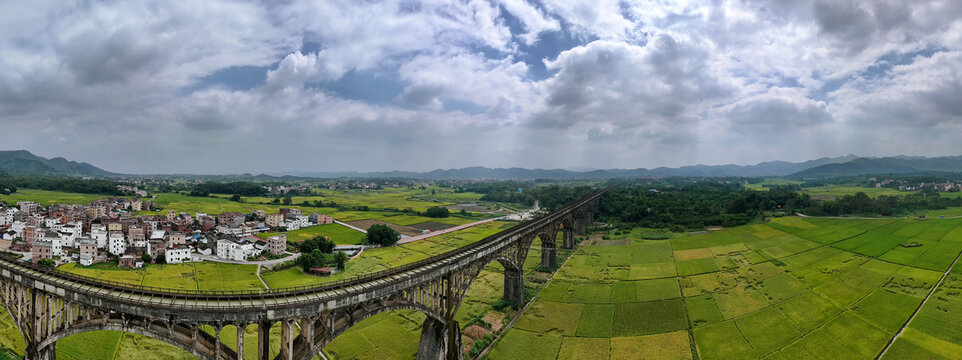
[44,217,60,228]
[165,246,191,264]
[216,239,253,261]
[282,220,301,231]
[43,233,64,257]
[90,225,108,248]
[10,220,25,235]
[294,215,310,228]
[108,231,126,256]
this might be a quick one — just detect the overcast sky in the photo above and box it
[2,1,961,174]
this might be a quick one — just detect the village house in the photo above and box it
[165,245,191,264]
[78,253,93,267]
[167,232,186,247]
[218,212,246,227]
[90,224,107,248]
[108,231,126,256]
[78,239,97,266]
[266,234,286,255]
[17,201,38,215]
[216,238,254,261]
[32,240,52,263]
[265,213,284,228]
[118,254,141,268]
[310,213,334,225]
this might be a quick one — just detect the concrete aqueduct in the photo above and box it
[0,188,607,360]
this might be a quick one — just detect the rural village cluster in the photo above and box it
[0,190,343,270]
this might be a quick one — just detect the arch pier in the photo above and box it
[0,189,607,360]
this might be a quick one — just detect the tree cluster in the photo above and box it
[424,206,450,218]
[189,181,267,197]
[298,236,335,254]
[0,177,123,196]
[365,224,400,247]
[802,192,962,216]
[600,182,811,229]
[295,235,347,271]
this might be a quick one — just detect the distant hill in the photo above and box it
[0,150,117,177]
[275,155,859,180]
[789,156,962,179]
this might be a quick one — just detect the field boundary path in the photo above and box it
[473,246,576,360]
[333,220,367,233]
[397,217,504,244]
[256,265,270,290]
[193,252,299,265]
[876,247,962,359]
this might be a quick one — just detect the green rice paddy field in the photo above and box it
[4,204,962,359]
[487,217,962,360]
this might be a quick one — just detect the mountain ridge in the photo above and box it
[0,150,117,177]
[8,150,962,180]
[789,156,962,179]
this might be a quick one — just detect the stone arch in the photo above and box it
[0,302,29,353]
[307,302,448,360]
[326,299,445,341]
[37,320,230,360]
[558,216,576,249]
[449,256,522,315]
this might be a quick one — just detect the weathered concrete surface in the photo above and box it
[503,268,525,306]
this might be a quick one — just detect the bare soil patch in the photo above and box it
[483,311,507,331]
[598,239,630,246]
[344,219,424,237]
[409,221,457,231]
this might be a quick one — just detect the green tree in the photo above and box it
[424,206,450,218]
[37,259,56,268]
[334,251,348,270]
[298,236,335,254]
[272,198,280,204]
[155,254,166,264]
[230,194,242,202]
[365,224,400,247]
[282,196,292,205]
[141,254,153,264]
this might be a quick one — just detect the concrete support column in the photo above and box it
[214,325,222,360]
[280,320,293,360]
[236,324,245,360]
[191,325,199,350]
[257,321,271,360]
[26,291,39,360]
[576,219,586,236]
[562,229,574,249]
[416,317,464,360]
[540,245,557,270]
[39,342,56,360]
[587,212,593,227]
[300,318,314,356]
[446,320,463,360]
[503,266,525,306]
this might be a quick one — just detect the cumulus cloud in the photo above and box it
[531,36,734,132]
[721,88,833,131]
[1,0,962,173]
